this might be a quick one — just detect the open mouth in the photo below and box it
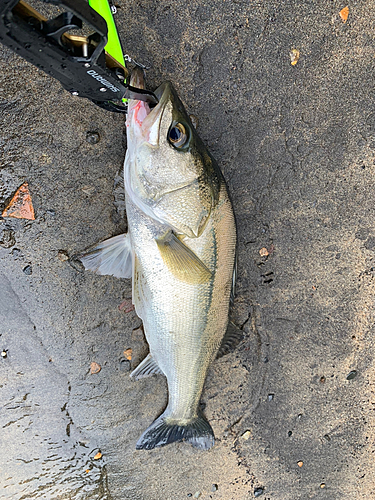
[127,68,169,132]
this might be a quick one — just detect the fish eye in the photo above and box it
[168,122,188,148]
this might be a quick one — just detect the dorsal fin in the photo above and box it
[230,254,237,307]
[217,321,243,358]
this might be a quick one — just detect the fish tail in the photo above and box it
[136,411,214,450]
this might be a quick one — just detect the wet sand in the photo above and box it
[1,1,375,498]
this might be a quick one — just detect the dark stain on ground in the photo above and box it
[1,1,375,499]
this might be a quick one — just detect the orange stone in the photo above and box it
[339,6,349,23]
[2,183,35,220]
[124,348,132,360]
[90,361,101,374]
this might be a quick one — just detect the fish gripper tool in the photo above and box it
[0,0,158,112]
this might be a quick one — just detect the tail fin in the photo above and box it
[136,412,214,450]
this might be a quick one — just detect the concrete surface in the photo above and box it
[1,0,375,499]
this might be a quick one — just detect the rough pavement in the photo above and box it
[1,1,375,499]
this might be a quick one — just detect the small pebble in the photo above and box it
[46,209,55,216]
[288,431,292,437]
[58,250,69,262]
[68,257,85,273]
[193,492,201,499]
[86,131,100,144]
[320,376,326,384]
[320,483,326,489]
[81,185,96,195]
[290,48,300,66]
[298,413,303,419]
[339,6,349,23]
[187,495,192,498]
[119,358,131,372]
[1,350,7,358]
[254,487,264,497]
[23,265,32,275]
[297,461,303,467]
[346,370,357,380]
[241,430,252,440]
[268,393,274,401]
[0,228,15,248]
[131,325,144,340]
[93,451,102,460]
[211,484,218,492]
[259,247,269,257]
[119,298,135,313]
[90,362,101,374]
[123,348,132,360]
[323,434,331,442]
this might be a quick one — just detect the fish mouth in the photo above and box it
[127,68,171,134]
[129,67,170,102]
[129,67,146,89]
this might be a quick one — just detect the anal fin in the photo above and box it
[217,321,243,358]
[80,233,132,279]
[130,353,164,380]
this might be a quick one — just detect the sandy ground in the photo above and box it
[1,0,375,499]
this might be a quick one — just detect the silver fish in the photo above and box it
[81,69,237,450]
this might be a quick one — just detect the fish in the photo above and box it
[81,68,237,450]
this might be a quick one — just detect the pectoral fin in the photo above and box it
[80,233,132,279]
[156,232,212,284]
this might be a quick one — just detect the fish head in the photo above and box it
[125,69,220,238]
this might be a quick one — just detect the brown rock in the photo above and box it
[90,362,101,374]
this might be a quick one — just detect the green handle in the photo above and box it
[88,0,125,67]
